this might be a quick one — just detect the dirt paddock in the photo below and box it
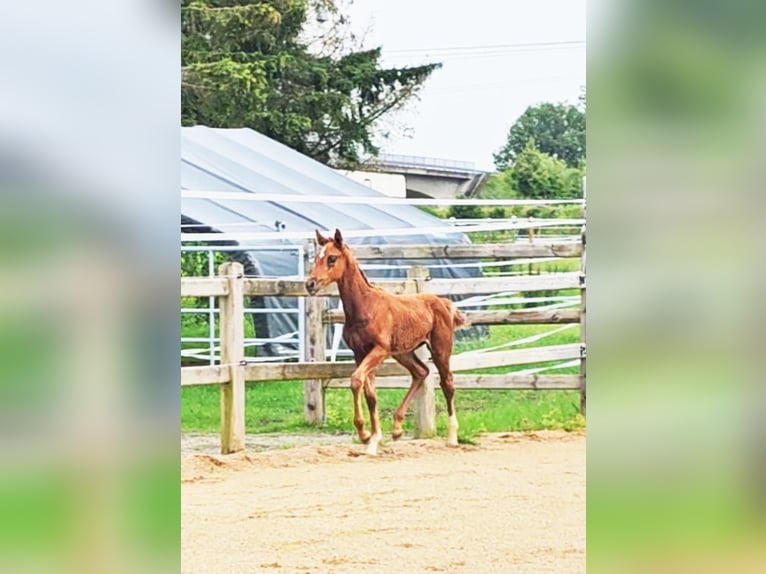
[181,431,585,573]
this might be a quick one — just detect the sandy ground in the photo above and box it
[181,431,585,574]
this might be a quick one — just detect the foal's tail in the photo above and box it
[451,302,469,330]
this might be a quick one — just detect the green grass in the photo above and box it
[182,383,584,441]
[456,322,579,355]
[181,323,585,441]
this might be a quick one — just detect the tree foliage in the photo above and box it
[480,139,584,201]
[447,203,483,220]
[493,101,585,171]
[479,168,518,199]
[510,140,583,199]
[181,0,440,167]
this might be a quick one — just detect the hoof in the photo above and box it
[358,431,372,444]
[391,429,403,441]
[365,433,382,456]
[447,416,459,447]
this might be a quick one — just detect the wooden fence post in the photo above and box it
[409,266,437,438]
[304,295,326,424]
[303,241,326,424]
[218,261,246,454]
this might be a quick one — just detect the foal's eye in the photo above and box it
[327,255,338,265]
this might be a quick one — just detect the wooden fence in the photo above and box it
[181,240,586,453]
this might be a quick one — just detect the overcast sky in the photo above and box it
[344,0,586,171]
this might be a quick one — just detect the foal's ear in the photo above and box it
[333,229,344,247]
[315,229,330,246]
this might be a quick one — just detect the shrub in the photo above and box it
[448,203,483,219]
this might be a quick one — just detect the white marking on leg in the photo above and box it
[447,414,459,446]
[365,431,382,456]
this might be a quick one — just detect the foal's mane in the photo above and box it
[341,243,373,288]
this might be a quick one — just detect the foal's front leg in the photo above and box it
[350,347,388,455]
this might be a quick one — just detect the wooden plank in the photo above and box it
[303,294,326,424]
[325,374,582,390]
[350,242,582,260]
[243,278,413,297]
[244,360,409,382]
[218,262,246,454]
[243,277,312,297]
[422,274,580,296]
[241,345,579,382]
[181,277,228,298]
[324,308,580,325]
[460,308,580,325]
[243,273,580,297]
[325,376,409,388]
[452,374,582,390]
[451,343,581,371]
[180,365,230,386]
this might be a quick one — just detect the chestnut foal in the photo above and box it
[305,229,466,455]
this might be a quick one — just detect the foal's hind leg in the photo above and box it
[430,331,459,447]
[391,351,429,440]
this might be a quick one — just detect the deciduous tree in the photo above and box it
[510,139,583,199]
[493,101,585,171]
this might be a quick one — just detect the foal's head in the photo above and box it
[305,229,351,295]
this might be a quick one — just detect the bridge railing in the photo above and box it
[371,153,479,172]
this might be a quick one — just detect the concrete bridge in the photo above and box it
[361,153,490,199]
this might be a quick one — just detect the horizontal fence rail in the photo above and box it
[181,277,229,298]
[180,274,582,299]
[180,238,586,453]
[181,366,583,392]
[180,343,582,387]
[349,242,583,260]
[179,220,584,243]
[325,308,580,325]
[245,274,580,297]
[326,374,582,390]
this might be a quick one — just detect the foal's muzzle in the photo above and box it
[305,278,319,295]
